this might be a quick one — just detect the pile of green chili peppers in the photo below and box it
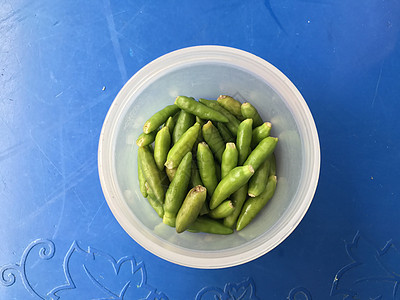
[136,95,278,234]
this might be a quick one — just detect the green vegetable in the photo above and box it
[144,183,164,218]
[208,200,235,219]
[136,131,156,147]
[160,169,170,191]
[164,114,177,133]
[241,102,263,127]
[163,152,192,227]
[195,116,206,127]
[147,196,164,218]
[197,142,218,197]
[236,118,253,165]
[189,162,208,217]
[176,185,207,233]
[137,95,279,234]
[244,137,278,171]
[269,153,277,176]
[143,104,180,134]
[138,146,165,203]
[216,122,235,143]
[198,98,240,136]
[236,175,277,231]
[154,126,171,171]
[210,165,254,210]
[172,109,196,144]
[188,216,233,235]
[223,183,248,229]
[221,143,238,179]
[199,202,210,216]
[165,122,200,169]
[165,167,177,182]
[248,157,271,197]
[175,96,228,123]
[190,159,203,188]
[251,122,272,148]
[137,158,148,198]
[202,121,225,163]
[217,95,244,120]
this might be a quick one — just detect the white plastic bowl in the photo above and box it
[98,45,320,269]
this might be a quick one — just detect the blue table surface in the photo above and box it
[1,1,400,299]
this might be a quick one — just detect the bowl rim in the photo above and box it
[98,45,321,269]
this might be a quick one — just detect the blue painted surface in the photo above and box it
[1,0,400,299]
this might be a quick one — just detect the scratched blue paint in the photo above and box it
[1,0,400,298]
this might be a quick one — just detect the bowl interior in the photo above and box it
[116,63,301,246]
[99,46,319,268]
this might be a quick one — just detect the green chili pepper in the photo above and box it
[137,95,279,235]
[176,185,207,233]
[138,146,165,203]
[208,200,235,219]
[146,196,164,218]
[210,165,254,210]
[198,98,240,136]
[199,203,210,216]
[166,110,181,134]
[236,175,277,231]
[197,142,218,197]
[192,117,205,155]
[236,118,253,165]
[175,96,228,123]
[144,181,155,199]
[164,115,176,133]
[216,122,235,143]
[221,143,238,179]
[160,169,170,191]
[154,126,171,171]
[143,104,180,134]
[223,183,248,228]
[190,159,203,188]
[269,152,277,176]
[172,109,196,144]
[189,161,208,217]
[137,157,148,198]
[244,136,278,171]
[165,167,177,182]
[188,216,233,235]
[165,122,200,169]
[217,95,244,120]
[163,152,192,227]
[136,131,156,147]
[241,102,263,127]
[144,182,164,218]
[202,121,225,163]
[251,122,272,148]
[196,116,206,127]
[248,157,271,197]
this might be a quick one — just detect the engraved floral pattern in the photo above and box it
[287,287,312,300]
[331,231,400,299]
[0,239,55,298]
[0,239,168,300]
[195,277,259,300]
[1,239,314,299]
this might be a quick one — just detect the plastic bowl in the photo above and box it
[98,45,320,269]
